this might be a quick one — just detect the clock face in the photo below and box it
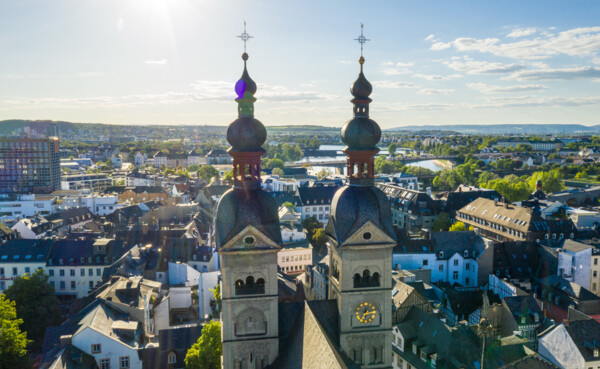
[355,302,377,323]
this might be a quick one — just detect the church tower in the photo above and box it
[215,25,282,369]
[325,25,396,368]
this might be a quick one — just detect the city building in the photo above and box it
[535,276,600,322]
[500,295,543,342]
[104,186,168,204]
[295,185,339,221]
[0,137,61,194]
[393,231,486,287]
[153,152,188,168]
[0,239,54,293]
[0,193,57,220]
[61,173,113,192]
[592,248,600,296]
[11,214,53,239]
[496,139,563,151]
[376,183,442,232]
[538,319,600,369]
[278,240,313,275]
[457,197,576,242]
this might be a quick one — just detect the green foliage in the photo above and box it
[0,295,31,369]
[480,175,532,203]
[317,168,332,180]
[388,143,397,156]
[432,212,452,232]
[223,170,233,183]
[198,165,220,182]
[432,163,478,191]
[184,321,222,369]
[4,269,62,350]
[488,158,518,171]
[264,158,285,170]
[302,216,324,253]
[528,169,564,194]
[209,284,221,316]
[272,168,284,177]
[188,164,200,172]
[282,202,295,209]
[311,228,328,254]
[264,143,303,162]
[449,222,467,232]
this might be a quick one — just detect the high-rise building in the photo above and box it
[0,137,61,194]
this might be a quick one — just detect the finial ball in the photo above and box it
[359,56,365,65]
[242,52,249,61]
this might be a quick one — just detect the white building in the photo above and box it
[0,239,53,293]
[70,302,144,369]
[60,193,123,216]
[126,172,158,187]
[11,214,53,239]
[47,238,128,299]
[567,208,600,230]
[392,232,486,287]
[0,194,57,221]
[538,321,600,369]
[61,173,113,192]
[134,152,147,167]
[296,186,339,222]
[556,240,592,290]
[278,240,313,275]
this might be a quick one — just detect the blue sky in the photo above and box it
[1,0,599,128]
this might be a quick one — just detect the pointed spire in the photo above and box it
[226,22,266,187]
[341,24,381,186]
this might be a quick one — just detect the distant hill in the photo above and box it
[385,124,600,135]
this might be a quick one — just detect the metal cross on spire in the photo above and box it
[237,21,253,52]
[354,23,370,56]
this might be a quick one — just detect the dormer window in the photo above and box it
[464,250,469,258]
[594,348,599,358]
[438,251,444,259]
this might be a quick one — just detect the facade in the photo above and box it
[278,240,313,275]
[47,238,128,299]
[0,239,53,292]
[500,295,543,342]
[457,197,576,242]
[592,248,600,296]
[59,193,123,216]
[0,137,61,194]
[0,193,57,220]
[105,186,168,204]
[392,231,486,287]
[11,214,53,239]
[61,173,113,192]
[153,152,188,168]
[376,183,442,232]
[538,320,600,369]
[496,139,562,151]
[296,186,338,221]
[302,254,329,301]
[556,240,592,289]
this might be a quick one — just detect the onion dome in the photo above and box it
[350,56,372,100]
[326,186,395,244]
[226,53,267,153]
[341,56,381,152]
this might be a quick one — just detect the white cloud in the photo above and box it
[372,80,417,89]
[476,95,600,108]
[381,61,415,75]
[506,27,537,38]
[425,34,436,42]
[444,57,525,74]
[145,59,167,65]
[431,26,600,60]
[467,82,548,94]
[415,73,461,81]
[417,88,454,95]
[508,66,600,80]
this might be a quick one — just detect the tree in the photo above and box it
[188,164,200,173]
[432,212,452,232]
[388,143,397,157]
[264,158,284,170]
[311,228,328,254]
[317,168,332,180]
[185,321,222,369]
[282,201,295,210]
[198,165,220,182]
[4,269,63,349]
[209,284,221,316]
[528,169,564,194]
[272,168,284,177]
[449,222,467,232]
[223,170,233,183]
[0,295,31,369]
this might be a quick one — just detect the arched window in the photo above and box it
[353,273,361,288]
[256,278,265,294]
[246,276,254,286]
[372,272,380,287]
[168,351,177,364]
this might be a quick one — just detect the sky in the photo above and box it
[1,0,600,128]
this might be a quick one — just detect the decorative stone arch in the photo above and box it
[352,265,383,287]
[234,307,267,337]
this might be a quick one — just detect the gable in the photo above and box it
[220,224,281,253]
[340,220,395,248]
[538,324,585,369]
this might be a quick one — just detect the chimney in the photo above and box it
[60,335,72,349]
[458,186,462,192]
